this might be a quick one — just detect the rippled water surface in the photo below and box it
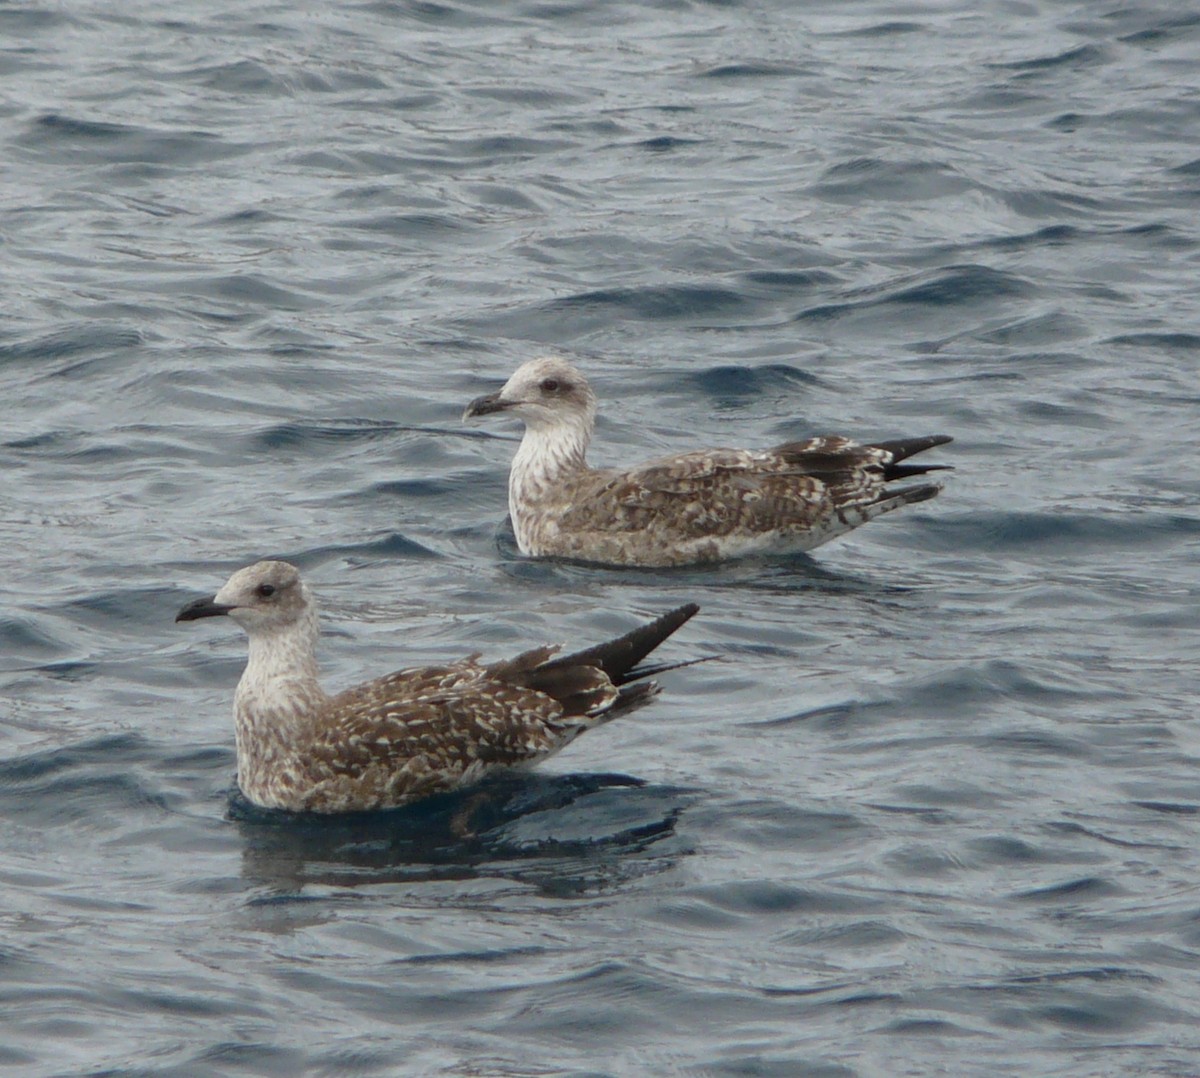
[4,1,1200,1074]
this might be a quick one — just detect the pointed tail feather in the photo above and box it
[884,462,953,481]
[869,434,953,482]
[617,655,715,682]
[544,603,700,687]
[870,434,953,461]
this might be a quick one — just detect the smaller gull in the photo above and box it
[176,560,698,814]
[464,357,952,567]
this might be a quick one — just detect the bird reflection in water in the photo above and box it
[232,770,696,897]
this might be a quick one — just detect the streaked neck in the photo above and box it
[235,614,326,728]
[233,612,328,796]
[508,419,593,551]
[510,419,591,497]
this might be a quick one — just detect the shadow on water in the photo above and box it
[231,770,697,897]
[492,522,920,601]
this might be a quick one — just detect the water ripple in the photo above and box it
[3,0,1200,1073]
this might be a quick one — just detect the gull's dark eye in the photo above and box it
[540,377,560,393]
[256,583,276,598]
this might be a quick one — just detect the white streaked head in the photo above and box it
[176,560,315,637]
[464,356,597,434]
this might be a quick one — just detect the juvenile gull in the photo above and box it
[464,357,952,567]
[176,560,698,814]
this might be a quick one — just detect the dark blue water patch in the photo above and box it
[0,616,69,664]
[821,20,924,37]
[1015,396,1113,429]
[880,1017,972,1038]
[0,733,174,828]
[188,59,347,96]
[689,879,868,919]
[710,800,867,852]
[954,85,1050,112]
[18,113,250,167]
[459,281,772,342]
[1118,221,1197,249]
[693,1056,855,1078]
[1106,331,1200,353]
[1011,876,1123,904]
[1132,801,1200,820]
[342,211,478,239]
[796,265,1033,322]
[466,181,544,212]
[884,843,964,879]
[246,420,409,453]
[359,476,458,501]
[175,273,311,310]
[1003,968,1160,989]
[0,1045,35,1068]
[922,510,1200,557]
[548,284,753,320]
[207,207,289,228]
[443,133,579,163]
[963,223,1082,254]
[809,158,974,203]
[866,800,959,826]
[0,731,146,780]
[636,135,702,153]
[0,49,53,78]
[751,699,891,731]
[1045,820,1184,853]
[991,44,1111,75]
[954,970,1177,1037]
[1170,157,1200,176]
[4,435,132,465]
[897,660,1115,721]
[465,84,587,108]
[1045,112,1092,133]
[966,836,1052,865]
[971,311,1090,348]
[885,266,1032,307]
[273,532,445,569]
[289,149,369,174]
[28,659,99,683]
[0,6,82,33]
[60,585,188,628]
[1118,11,1200,44]
[160,744,235,776]
[697,62,812,79]
[784,918,907,951]
[364,0,514,29]
[0,326,143,369]
[683,363,822,402]
[741,268,842,292]
[1001,186,1110,218]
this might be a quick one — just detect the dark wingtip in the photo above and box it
[871,434,953,460]
[872,435,953,481]
[175,596,234,623]
[548,603,701,686]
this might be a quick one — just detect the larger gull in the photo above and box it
[465,357,952,567]
[176,560,698,814]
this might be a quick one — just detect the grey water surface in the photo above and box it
[3,1,1200,1075]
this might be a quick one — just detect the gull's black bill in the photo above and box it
[176,596,235,623]
[463,392,511,420]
